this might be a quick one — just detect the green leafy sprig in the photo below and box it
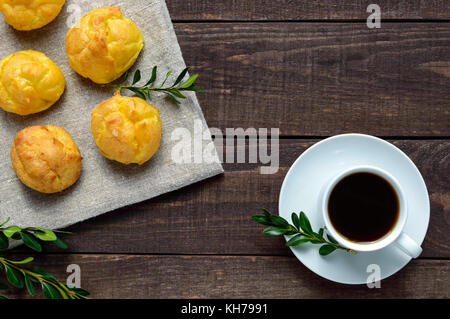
[0,217,90,299]
[252,209,357,256]
[0,217,69,252]
[0,257,89,299]
[108,66,205,104]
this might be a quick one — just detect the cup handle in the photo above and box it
[394,232,422,258]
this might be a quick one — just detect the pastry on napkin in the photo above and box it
[0,0,66,31]
[0,0,223,235]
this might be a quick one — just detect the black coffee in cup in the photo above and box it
[327,172,399,242]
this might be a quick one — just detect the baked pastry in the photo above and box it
[0,50,65,115]
[90,90,161,165]
[11,125,82,194]
[65,6,144,84]
[0,0,65,31]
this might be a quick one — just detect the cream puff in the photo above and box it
[0,50,65,115]
[0,0,65,31]
[65,6,144,84]
[11,125,82,194]
[90,90,161,165]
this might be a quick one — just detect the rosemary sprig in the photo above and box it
[0,217,90,299]
[107,66,205,104]
[252,209,357,256]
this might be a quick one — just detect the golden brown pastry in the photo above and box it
[0,50,65,115]
[11,125,82,194]
[90,90,161,165]
[0,0,65,31]
[65,6,144,84]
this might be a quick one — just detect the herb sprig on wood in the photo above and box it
[0,217,68,252]
[0,217,90,299]
[108,67,205,104]
[252,209,357,256]
[0,256,89,299]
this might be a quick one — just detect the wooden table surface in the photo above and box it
[8,0,450,298]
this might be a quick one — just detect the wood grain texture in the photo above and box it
[25,140,448,258]
[5,255,450,299]
[3,3,449,299]
[166,0,450,21]
[418,61,450,78]
[175,23,450,136]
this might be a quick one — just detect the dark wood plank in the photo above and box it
[175,23,450,136]
[23,140,448,258]
[167,0,450,21]
[5,255,450,298]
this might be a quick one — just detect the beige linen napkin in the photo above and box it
[0,0,223,233]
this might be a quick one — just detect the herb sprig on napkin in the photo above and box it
[108,66,205,104]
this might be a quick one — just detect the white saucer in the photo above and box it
[279,134,430,284]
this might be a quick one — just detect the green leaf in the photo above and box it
[169,88,186,99]
[180,73,198,89]
[173,67,189,87]
[4,265,24,288]
[11,233,21,241]
[20,232,42,252]
[327,234,339,245]
[120,71,129,83]
[251,215,272,226]
[132,69,141,85]
[269,215,289,228]
[318,228,325,239]
[0,294,7,299]
[262,226,289,236]
[2,226,21,238]
[24,275,35,296]
[262,209,271,218]
[291,213,300,230]
[28,276,39,283]
[41,282,60,299]
[286,234,310,246]
[0,232,8,250]
[0,217,10,227]
[164,92,181,104]
[145,66,158,86]
[53,237,68,249]
[319,245,337,256]
[126,87,146,101]
[182,85,206,92]
[299,212,313,234]
[30,268,57,282]
[0,282,8,290]
[70,287,90,297]
[8,257,33,265]
[28,228,57,241]
[156,71,172,89]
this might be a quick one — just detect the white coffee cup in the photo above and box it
[321,165,422,258]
